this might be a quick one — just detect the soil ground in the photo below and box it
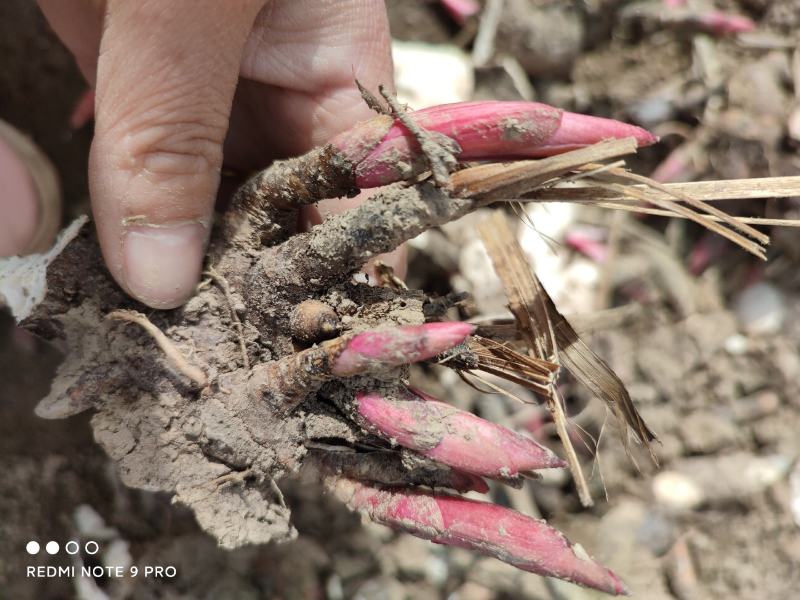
[2,1,800,599]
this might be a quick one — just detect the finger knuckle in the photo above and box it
[103,88,229,179]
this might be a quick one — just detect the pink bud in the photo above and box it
[440,0,481,25]
[329,114,395,165]
[69,89,95,130]
[651,143,697,183]
[688,232,727,276]
[333,478,629,595]
[355,388,565,478]
[565,228,609,264]
[696,10,755,35]
[330,322,475,377]
[338,101,657,187]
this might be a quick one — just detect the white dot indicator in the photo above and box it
[26,541,40,555]
[84,541,99,555]
[45,541,60,555]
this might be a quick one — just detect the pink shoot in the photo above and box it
[331,101,658,188]
[651,143,698,183]
[688,232,728,276]
[695,10,755,35]
[355,387,566,478]
[440,0,481,25]
[69,89,95,130]
[565,228,609,263]
[330,322,474,377]
[332,478,629,595]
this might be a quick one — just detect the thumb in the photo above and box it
[90,0,265,308]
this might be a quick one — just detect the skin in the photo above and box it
[14,0,401,307]
[0,133,39,257]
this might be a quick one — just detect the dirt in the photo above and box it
[3,0,800,599]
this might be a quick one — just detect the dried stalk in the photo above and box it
[523,175,800,203]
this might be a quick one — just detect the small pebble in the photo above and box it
[733,282,785,335]
[723,333,749,355]
[653,471,705,512]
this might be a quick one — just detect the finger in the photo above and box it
[235,0,399,275]
[0,120,60,257]
[37,0,105,85]
[90,0,265,308]
[0,128,40,257]
[227,0,394,160]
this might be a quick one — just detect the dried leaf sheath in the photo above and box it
[478,212,657,505]
[540,291,659,449]
[447,335,560,396]
[477,212,656,446]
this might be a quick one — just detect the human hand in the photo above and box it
[0,120,60,259]
[37,0,396,308]
[0,126,42,258]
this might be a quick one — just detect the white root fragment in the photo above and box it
[205,267,250,369]
[106,309,208,387]
[0,215,88,321]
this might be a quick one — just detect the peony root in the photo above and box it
[18,91,665,592]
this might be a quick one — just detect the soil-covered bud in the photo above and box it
[290,299,340,345]
[355,387,566,479]
[331,478,630,595]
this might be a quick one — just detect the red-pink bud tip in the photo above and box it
[530,111,659,157]
[331,322,475,377]
[333,479,629,595]
[355,387,566,478]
